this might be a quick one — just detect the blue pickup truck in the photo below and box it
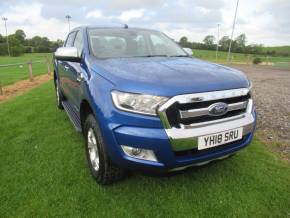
[54,26,256,184]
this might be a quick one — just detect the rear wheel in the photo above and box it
[84,114,125,185]
[55,78,64,110]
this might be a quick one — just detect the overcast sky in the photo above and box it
[0,0,289,46]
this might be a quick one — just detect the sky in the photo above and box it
[0,0,289,46]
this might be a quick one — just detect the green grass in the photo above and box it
[193,49,290,64]
[0,53,52,86]
[0,82,290,217]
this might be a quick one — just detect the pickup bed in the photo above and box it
[54,26,256,185]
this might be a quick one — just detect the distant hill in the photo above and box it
[262,46,290,56]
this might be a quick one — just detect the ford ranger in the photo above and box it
[53,26,256,185]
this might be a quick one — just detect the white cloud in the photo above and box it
[85,10,103,19]
[119,9,145,22]
[0,3,80,40]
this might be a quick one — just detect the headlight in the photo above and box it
[111,91,169,116]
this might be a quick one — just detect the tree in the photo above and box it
[180,36,188,44]
[245,44,264,55]
[179,36,192,48]
[8,34,24,56]
[0,34,4,43]
[31,36,42,47]
[219,36,231,51]
[15,29,26,43]
[235,34,247,52]
[203,35,215,47]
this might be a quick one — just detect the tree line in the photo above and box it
[179,34,289,57]
[0,29,63,56]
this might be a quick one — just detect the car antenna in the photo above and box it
[124,24,129,29]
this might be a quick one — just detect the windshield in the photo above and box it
[88,28,188,58]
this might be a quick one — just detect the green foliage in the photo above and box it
[203,35,215,49]
[219,36,231,51]
[0,43,8,56]
[253,57,262,64]
[0,30,63,56]
[15,29,26,43]
[24,46,33,53]
[10,46,24,57]
[0,34,4,43]
[7,34,24,56]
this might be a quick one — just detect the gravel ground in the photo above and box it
[229,64,290,159]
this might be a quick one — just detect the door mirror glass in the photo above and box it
[183,48,193,56]
[54,47,81,62]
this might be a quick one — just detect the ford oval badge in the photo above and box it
[208,102,228,116]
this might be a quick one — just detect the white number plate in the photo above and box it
[198,127,243,150]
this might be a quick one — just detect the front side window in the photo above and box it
[88,28,187,58]
[74,31,84,53]
[65,32,76,47]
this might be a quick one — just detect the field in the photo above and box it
[193,49,290,65]
[0,53,52,86]
[0,82,290,217]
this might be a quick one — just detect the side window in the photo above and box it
[74,31,84,53]
[65,32,76,47]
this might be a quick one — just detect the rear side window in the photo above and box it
[74,31,84,53]
[65,32,76,47]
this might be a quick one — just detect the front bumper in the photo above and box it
[108,109,256,172]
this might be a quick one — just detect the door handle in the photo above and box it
[76,72,84,82]
[64,65,69,71]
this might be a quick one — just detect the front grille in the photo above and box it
[164,92,251,128]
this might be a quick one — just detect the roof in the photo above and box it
[70,25,159,33]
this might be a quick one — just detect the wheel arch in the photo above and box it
[80,99,94,134]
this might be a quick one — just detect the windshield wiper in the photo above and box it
[169,55,189,57]
[134,55,169,57]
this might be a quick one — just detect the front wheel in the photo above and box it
[84,114,125,185]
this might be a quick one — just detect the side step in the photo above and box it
[62,101,82,132]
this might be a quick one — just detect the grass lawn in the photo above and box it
[0,53,52,86]
[193,49,290,64]
[0,82,290,217]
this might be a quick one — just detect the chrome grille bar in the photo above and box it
[179,101,248,119]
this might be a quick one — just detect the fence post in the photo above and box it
[28,61,34,82]
[45,57,51,75]
[0,80,3,95]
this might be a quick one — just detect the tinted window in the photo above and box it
[65,32,76,47]
[74,31,84,53]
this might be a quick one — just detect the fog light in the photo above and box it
[121,145,157,162]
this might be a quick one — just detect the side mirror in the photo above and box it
[54,47,81,62]
[183,48,193,56]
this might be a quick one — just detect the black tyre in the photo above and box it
[84,114,125,185]
[55,78,64,110]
